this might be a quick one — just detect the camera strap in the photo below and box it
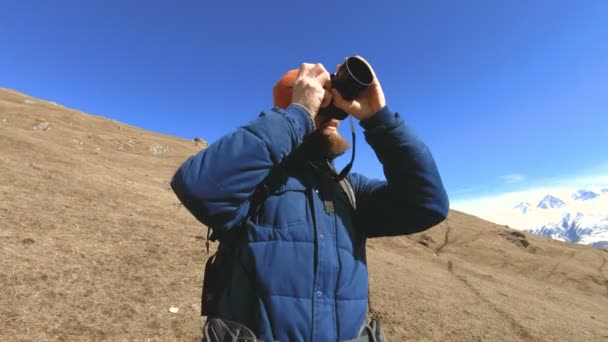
[336,116,356,181]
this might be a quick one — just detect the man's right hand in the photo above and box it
[292,63,332,118]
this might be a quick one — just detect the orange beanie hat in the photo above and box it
[273,69,299,109]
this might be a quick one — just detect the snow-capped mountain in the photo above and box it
[536,195,566,209]
[572,189,598,201]
[525,212,608,247]
[514,202,532,214]
[505,189,608,248]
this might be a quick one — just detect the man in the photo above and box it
[170,57,449,341]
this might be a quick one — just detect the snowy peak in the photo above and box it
[537,195,566,209]
[514,202,532,214]
[572,189,598,201]
[506,188,608,248]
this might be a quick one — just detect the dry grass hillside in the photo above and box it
[1,88,607,341]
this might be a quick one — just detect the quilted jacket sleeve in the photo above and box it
[170,105,314,232]
[349,106,449,238]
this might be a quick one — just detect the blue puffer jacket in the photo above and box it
[170,104,449,342]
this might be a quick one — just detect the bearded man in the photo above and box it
[170,58,449,342]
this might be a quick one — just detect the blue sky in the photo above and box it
[2,0,607,213]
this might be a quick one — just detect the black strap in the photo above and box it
[337,116,357,181]
[206,226,211,254]
[244,156,292,227]
[205,156,293,254]
[338,177,357,212]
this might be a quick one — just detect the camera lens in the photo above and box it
[346,57,373,88]
[333,57,374,101]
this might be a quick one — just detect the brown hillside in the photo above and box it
[1,88,607,341]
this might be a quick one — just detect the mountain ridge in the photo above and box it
[537,194,566,209]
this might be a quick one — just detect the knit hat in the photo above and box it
[273,69,299,109]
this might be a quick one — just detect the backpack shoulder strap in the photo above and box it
[338,177,357,212]
[205,157,292,254]
[233,157,357,237]
[244,156,293,227]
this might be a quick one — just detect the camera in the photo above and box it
[318,56,374,120]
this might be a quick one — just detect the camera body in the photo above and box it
[318,56,374,120]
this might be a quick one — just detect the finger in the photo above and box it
[317,72,331,86]
[321,89,332,108]
[323,76,333,93]
[310,63,328,76]
[331,88,352,112]
[297,63,308,76]
[312,63,331,84]
[297,63,314,79]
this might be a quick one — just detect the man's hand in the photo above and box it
[292,63,332,118]
[331,56,386,121]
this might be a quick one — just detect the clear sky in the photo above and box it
[2,0,607,215]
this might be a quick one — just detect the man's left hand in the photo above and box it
[331,56,386,121]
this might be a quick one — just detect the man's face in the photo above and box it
[311,114,350,158]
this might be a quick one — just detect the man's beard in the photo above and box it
[302,129,350,159]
